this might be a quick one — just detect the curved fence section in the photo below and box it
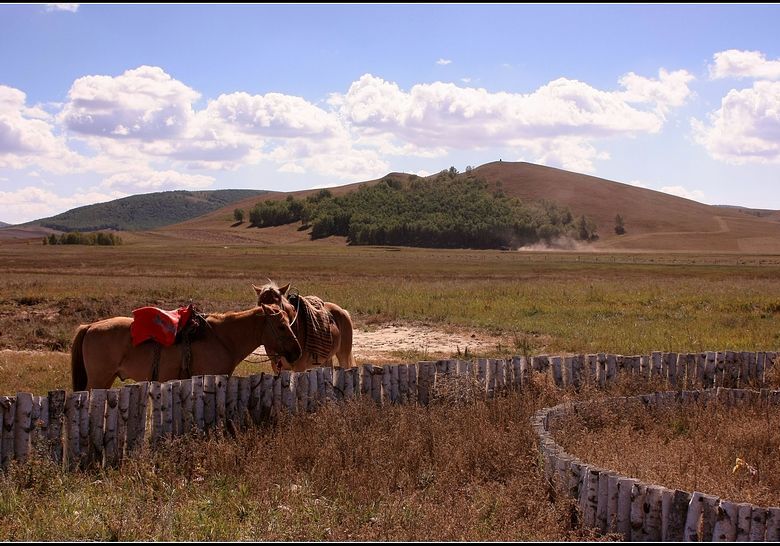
[533,387,780,541]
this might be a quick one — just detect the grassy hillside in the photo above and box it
[33,189,268,232]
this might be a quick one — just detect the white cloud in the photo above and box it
[333,71,691,172]
[625,179,649,188]
[436,58,452,66]
[60,66,200,141]
[619,68,695,115]
[461,78,472,84]
[709,49,780,81]
[660,185,705,201]
[45,4,79,12]
[0,85,84,173]
[101,170,215,193]
[0,186,123,225]
[692,80,780,164]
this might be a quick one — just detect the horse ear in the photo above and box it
[279,283,290,295]
[252,284,262,294]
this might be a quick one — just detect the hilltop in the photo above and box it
[27,189,268,232]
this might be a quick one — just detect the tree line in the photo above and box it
[43,232,123,246]
[244,170,599,249]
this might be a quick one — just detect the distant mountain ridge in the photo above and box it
[29,189,268,232]
[0,221,9,227]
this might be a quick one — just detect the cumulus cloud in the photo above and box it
[436,58,452,65]
[692,80,780,164]
[45,4,79,12]
[101,170,215,193]
[0,186,123,225]
[0,85,84,172]
[60,66,200,140]
[709,49,780,80]
[660,185,705,201]
[333,70,692,172]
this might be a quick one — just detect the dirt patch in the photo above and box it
[256,322,523,363]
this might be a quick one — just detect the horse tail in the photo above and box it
[337,307,357,368]
[71,325,90,391]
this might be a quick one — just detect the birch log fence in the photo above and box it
[0,349,778,541]
[533,387,780,542]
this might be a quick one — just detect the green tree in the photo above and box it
[233,208,244,223]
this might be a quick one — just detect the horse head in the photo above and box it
[253,281,295,321]
[257,302,301,370]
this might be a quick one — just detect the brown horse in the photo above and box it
[71,302,301,390]
[253,281,355,373]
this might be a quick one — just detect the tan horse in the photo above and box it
[71,303,301,390]
[253,281,355,373]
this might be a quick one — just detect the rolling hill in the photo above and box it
[26,189,268,232]
[4,162,780,253]
[163,161,780,253]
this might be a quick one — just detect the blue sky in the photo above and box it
[1,4,780,224]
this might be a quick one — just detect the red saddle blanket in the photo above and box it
[130,305,193,347]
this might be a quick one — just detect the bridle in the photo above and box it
[258,304,299,373]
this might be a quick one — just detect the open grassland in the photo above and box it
[2,241,780,386]
[1,240,780,539]
[553,397,780,508]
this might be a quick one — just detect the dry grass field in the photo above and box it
[553,397,780,508]
[0,236,779,539]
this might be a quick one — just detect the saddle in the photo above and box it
[130,303,207,380]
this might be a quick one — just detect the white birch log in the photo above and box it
[685,491,706,541]
[13,392,32,464]
[596,470,610,532]
[390,364,400,404]
[642,485,664,541]
[215,375,227,430]
[280,371,293,414]
[345,367,356,400]
[736,502,753,541]
[202,375,216,431]
[192,376,205,432]
[322,367,341,401]
[118,385,132,458]
[407,364,417,404]
[616,477,637,540]
[749,507,768,542]
[360,365,372,397]
[249,373,264,424]
[161,381,174,437]
[606,473,620,533]
[226,376,239,428]
[317,367,327,402]
[398,364,409,404]
[238,376,251,426]
[667,352,678,388]
[179,378,193,433]
[149,382,162,444]
[583,467,600,528]
[765,507,780,541]
[87,389,106,464]
[64,393,79,470]
[134,382,149,447]
[30,395,43,452]
[78,391,90,467]
[629,482,646,541]
[306,368,322,412]
[551,356,563,388]
[665,489,691,541]
[261,373,274,422]
[712,500,738,542]
[103,389,120,467]
[371,366,383,405]
[47,390,65,464]
[333,367,345,401]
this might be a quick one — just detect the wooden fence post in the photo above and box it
[103,388,120,467]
